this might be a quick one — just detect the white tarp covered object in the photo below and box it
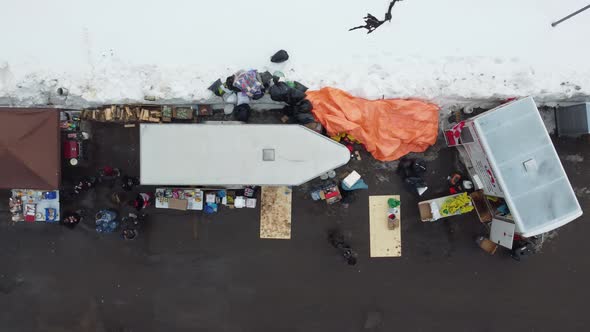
[140,124,350,186]
[467,97,583,237]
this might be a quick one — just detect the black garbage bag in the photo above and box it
[259,71,273,88]
[252,90,265,100]
[397,157,413,178]
[293,81,308,92]
[225,75,241,93]
[294,112,316,125]
[208,79,223,97]
[234,104,251,122]
[293,99,313,114]
[270,50,289,63]
[404,177,428,196]
[273,75,282,85]
[286,88,306,106]
[281,105,295,117]
[397,157,426,179]
[270,82,290,102]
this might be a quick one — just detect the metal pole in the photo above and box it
[551,4,590,27]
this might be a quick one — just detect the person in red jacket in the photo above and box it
[131,193,152,211]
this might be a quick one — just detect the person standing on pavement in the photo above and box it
[61,210,83,229]
[122,228,138,240]
[328,230,358,265]
[121,175,140,191]
[131,193,152,211]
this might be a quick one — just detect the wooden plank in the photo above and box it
[369,195,401,257]
[260,186,292,239]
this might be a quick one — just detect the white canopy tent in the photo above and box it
[140,124,350,186]
[461,97,582,237]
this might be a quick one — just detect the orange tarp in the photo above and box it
[306,88,440,161]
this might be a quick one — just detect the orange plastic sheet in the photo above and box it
[306,88,440,161]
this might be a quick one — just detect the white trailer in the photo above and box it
[452,97,582,242]
[140,124,350,186]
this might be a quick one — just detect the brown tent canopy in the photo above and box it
[0,108,61,189]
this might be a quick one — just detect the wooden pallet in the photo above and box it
[369,195,401,257]
[260,186,292,239]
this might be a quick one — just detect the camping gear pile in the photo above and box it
[397,157,428,196]
[155,187,259,214]
[10,190,60,223]
[386,198,401,230]
[61,112,90,166]
[209,68,318,128]
[310,182,342,205]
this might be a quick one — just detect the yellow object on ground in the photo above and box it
[440,192,474,216]
[260,186,292,239]
[369,195,401,257]
[330,133,360,143]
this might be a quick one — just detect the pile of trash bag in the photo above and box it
[273,81,316,125]
[208,49,320,128]
[397,157,428,196]
[209,70,317,127]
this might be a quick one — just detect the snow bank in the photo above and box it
[1,0,589,108]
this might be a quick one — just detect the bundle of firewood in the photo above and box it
[81,105,162,123]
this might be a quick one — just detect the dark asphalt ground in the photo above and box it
[1,112,589,332]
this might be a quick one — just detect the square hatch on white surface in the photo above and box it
[262,149,275,161]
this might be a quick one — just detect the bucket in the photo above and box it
[57,87,69,96]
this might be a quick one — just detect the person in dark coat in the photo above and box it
[121,175,140,191]
[122,228,138,240]
[61,211,82,229]
[328,230,358,265]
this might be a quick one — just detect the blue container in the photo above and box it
[108,221,118,231]
[95,210,117,223]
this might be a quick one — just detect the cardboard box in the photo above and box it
[470,190,493,223]
[168,198,188,211]
[246,198,257,208]
[342,171,361,188]
[478,237,498,255]
[173,107,193,120]
[418,202,432,221]
[197,105,212,116]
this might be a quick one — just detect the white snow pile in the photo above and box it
[1,0,589,108]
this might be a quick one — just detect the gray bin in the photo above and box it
[556,103,590,137]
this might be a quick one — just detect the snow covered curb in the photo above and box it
[1,56,589,110]
[2,0,590,109]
